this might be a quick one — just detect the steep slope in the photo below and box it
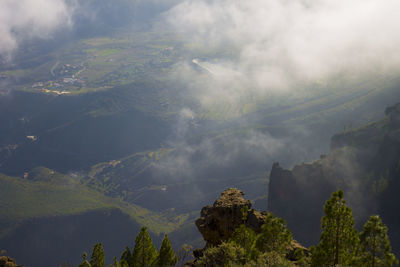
[268,102,400,251]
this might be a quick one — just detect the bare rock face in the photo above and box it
[195,188,267,247]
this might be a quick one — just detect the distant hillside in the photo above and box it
[0,168,181,266]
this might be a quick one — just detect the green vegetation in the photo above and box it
[230,224,257,259]
[195,242,249,266]
[78,253,91,267]
[220,216,297,266]
[197,190,397,266]
[78,189,398,267]
[0,172,116,220]
[308,190,399,267]
[1,16,400,267]
[199,212,296,266]
[1,28,182,101]
[107,227,178,267]
[255,214,293,256]
[132,227,157,267]
[85,149,174,197]
[310,190,359,266]
[120,246,133,267]
[90,243,106,267]
[0,170,180,238]
[153,235,177,267]
[359,215,399,267]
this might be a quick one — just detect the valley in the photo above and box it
[1,2,400,265]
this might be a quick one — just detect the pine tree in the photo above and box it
[153,234,178,267]
[254,213,292,255]
[120,260,129,267]
[90,243,105,267]
[132,226,157,267]
[359,215,399,267]
[229,224,257,260]
[120,246,133,267]
[311,190,359,267]
[78,252,92,267]
[110,256,121,267]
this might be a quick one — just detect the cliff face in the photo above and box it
[268,103,400,248]
[268,162,336,245]
[195,188,267,247]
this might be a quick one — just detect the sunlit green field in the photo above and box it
[0,168,185,239]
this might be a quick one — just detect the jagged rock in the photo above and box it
[0,256,23,267]
[195,188,267,247]
[193,188,309,265]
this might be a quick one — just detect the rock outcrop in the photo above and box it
[0,256,24,267]
[195,188,267,247]
[192,188,309,266]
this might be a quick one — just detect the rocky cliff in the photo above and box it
[193,188,307,265]
[195,188,267,247]
[268,103,400,249]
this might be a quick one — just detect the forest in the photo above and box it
[73,190,398,267]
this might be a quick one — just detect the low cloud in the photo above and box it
[166,0,400,106]
[152,129,285,182]
[153,108,286,182]
[0,0,73,60]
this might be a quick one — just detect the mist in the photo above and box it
[0,0,73,60]
[165,0,400,106]
[1,1,400,266]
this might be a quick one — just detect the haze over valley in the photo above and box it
[1,0,400,266]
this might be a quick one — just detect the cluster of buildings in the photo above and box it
[31,63,86,94]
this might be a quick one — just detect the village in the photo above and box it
[31,63,86,95]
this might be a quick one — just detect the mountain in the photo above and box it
[2,2,400,265]
[268,102,400,252]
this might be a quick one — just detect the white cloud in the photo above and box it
[0,0,73,59]
[153,129,285,180]
[166,0,400,104]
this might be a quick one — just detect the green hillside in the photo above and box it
[0,168,181,238]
